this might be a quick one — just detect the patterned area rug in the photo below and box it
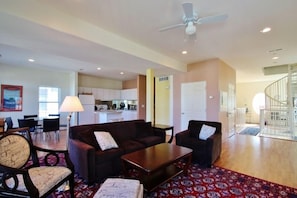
[51,164,297,198]
[240,127,260,136]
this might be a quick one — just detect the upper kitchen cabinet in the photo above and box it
[79,87,137,100]
[78,87,93,95]
[121,88,137,100]
[91,88,104,100]
[105,89,121,100]
[90,88,121,101]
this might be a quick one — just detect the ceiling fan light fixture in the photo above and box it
[185,21,196,35]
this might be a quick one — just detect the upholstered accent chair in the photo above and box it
[0,130,75,197]
[175,120,222,167]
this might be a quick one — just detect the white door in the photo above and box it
[181,81,206,131]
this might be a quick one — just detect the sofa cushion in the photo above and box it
[135,122,153,138]
[136,136,163,147]
[188,122,203,138]
[6,166,71,197]
[94,132,119,151]
[199,124,216,140]
[111,120,144,144]
[119,140,146,153]
[178,136,207,150]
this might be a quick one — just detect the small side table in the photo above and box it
[152,124,174,143]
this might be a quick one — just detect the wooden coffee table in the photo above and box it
[121,143,192,192]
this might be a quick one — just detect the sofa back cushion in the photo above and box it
[188,120,221,138]
[135,121,153,138]
[70,119,146,148]
[111,120,145,143]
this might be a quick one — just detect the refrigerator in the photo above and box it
[78,94,95,125]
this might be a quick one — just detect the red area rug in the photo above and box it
[51,164,297,198]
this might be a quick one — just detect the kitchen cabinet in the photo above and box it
[79,87,136,101]
[96,110,123,123]
[78,87,92,95]
[104,89,121,100]
[122,110,138,121]
[121,88,137,100]
[85,88,121,101]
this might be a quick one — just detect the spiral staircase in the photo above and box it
[260,64,297,140]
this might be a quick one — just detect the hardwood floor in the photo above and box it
[33,129,297,189]
[215,134,297,189]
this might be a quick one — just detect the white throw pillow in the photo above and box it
[94,132,119,151]
[199,124,216,140]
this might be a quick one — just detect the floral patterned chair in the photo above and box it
[0,130,74,197]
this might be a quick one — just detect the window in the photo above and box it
[39,87,60,118]
[252,92,265,114]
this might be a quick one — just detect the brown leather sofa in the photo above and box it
[69,119,166,184]
[175,120,222,167]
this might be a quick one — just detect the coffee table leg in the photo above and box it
[121,160,129,177]
[183,154,192,176]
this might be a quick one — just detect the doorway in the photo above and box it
[181,81,206,131]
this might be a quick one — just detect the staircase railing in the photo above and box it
[261,64,297,140]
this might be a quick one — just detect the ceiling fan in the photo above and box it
[159,2,228,36]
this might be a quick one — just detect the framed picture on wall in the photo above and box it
[0,84,23,111]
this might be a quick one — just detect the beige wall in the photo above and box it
[123,79,137,89]
[78,74,122,89]
[218,60,236,139]
[237,80,273,123]
[155,76,170,125]
[173,58,236,139]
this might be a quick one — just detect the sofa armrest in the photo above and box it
[152,128,166,142]
[69,139,96,184]
[207,133,222,164]
[175,130,190,145]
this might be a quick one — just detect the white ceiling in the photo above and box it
[1,0,297,83]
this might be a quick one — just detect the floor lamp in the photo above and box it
[59,96,84,150]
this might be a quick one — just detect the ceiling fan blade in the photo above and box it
[197,14,228,24]
[182,2,193,19]
[159,23,185,32]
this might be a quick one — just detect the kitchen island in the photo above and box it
[95,110,123,123]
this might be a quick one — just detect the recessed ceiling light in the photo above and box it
[272,56,279,60]
[182,51,187,54]
[97,67,101,70]
[260,27,271,33]
[120,72,124,75]
[28,58,35,62]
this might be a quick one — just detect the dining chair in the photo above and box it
[5,117,14,130]
[24,114,38,119]
[42,118,60,140]
[18,119,38,133]
[0,130,75,197]
[24,115,42,132]
[48,114,60,117]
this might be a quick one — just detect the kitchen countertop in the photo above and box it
[95,110,123,113]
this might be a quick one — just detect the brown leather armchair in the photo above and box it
[175,120,222,167]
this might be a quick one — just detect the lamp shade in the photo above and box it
[59,96,84,112]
